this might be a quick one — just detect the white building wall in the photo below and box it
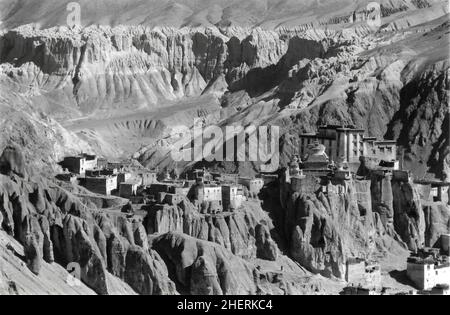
[407,263,450,290]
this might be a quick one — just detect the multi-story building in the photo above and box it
[222,184,241,210]
[83,175,118,196]
[119,181,139,198]
[55,173,78,184]
[195,184,222,203]
[298,125,397,164]
[60,153,98,175]
[345,258,382,289]
[407,249,450,290]
[137,171,158,186]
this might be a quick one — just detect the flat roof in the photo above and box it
[299,134,336,140]
[319,124,363,131]
[85,175,117,180]
[121,181,140,185]
[414,180,450,187]
[375,140,397,144]
[336,128,365,132]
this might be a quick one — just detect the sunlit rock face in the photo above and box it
[0,13,448,178]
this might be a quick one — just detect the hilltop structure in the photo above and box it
[407,236,450,291]
[298,125,398,171]
[59,153,98,175]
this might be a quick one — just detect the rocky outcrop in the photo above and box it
[0,229,97,295]
[124,246,177,295]
[151,232,257,295]
[391,181,426,252]
[276,177,409,279]
[145,198,275,259]
[255,223,278,261]
[423,202,450,248]
[386,61,450,180]
[0,145,27,178]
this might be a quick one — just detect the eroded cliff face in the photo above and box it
[273,176,417,279]
[151,232,257,295]
[423,202,450,248]
[387,60,450,180]
[145,198,276,259]
[149,231,338,295]
[0,26,289,115]
[0,19,448,178]
[272,171,450,280]
[0,146,177,295]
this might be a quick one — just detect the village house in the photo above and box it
[211,172,239,184]
[346,258,366,285]
[148,183,175,197]
[55,173,78,184]
[85,169,102,177]
[345,258,382,289]
[83,175,118,196]
[195,184,222,203]
[100,168,117,176]
[60,153,98,175]
[284,157,319,195]
[429,284,450,295]
[222,184,242,211]
[415,180,450,204]
[238,177,264,195]
[190,169,214,182]
[117,172,132,187]
[407,248,450,290]
[157,193,183,206]
[97,158,108,169]
[119,181,139,198]
[341,286,377,296]
[137,171,158,186]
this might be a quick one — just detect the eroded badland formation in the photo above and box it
[0,0,449,295]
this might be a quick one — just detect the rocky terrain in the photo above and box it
[0,0,448,295]
[0,0,448,178]
[0,145,344,295]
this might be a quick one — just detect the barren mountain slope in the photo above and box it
[0,0,447,30]
[0,8,448,177]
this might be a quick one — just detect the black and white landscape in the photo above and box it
[0,0,449,296]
